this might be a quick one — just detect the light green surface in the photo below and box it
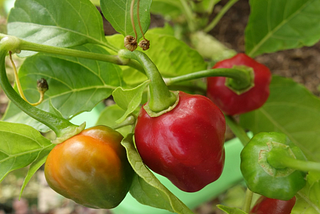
[70,102,105,129]
[71,105,245,214]
[112,138,244,214]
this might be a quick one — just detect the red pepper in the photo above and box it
[250,196,296,214]
[134,91,226,192]
[207,53,272,115]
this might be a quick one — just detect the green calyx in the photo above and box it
[52,122,86,144]
[240,132,307,200]
[144,91,180,117]
[225,65,255,94]
[118,49,178,115]
[259,142,296,177]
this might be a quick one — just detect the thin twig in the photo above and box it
[130,0,138,39]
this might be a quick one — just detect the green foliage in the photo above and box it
[8,0,108,53]
[217,205,247,214]
[192,0,220,14]
[144,31,207,77]
[150,0,183,20]
[106,26,207,86]
[112,81,149,123]
[240,76,320,162]
[0,121,54,182]
[1,0,320,213]
[3,44,123,132]
[246,0,320,57]
[19,145,54,197]
[292,172,320,213]
[95,104,133,137]
[100,0,152,40]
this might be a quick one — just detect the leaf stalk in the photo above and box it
[0,36,84,144]
[118,49,177,114]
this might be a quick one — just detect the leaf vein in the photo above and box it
[248,0,313,56]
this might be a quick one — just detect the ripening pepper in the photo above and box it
[207,53,272,115]
[44,126,135,209]
[241,132,307,200]
[134,91,226,192]
[250,195,296,214]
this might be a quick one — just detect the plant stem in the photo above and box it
[113,115,136,130]
[9,52,26,101]
[225,115,253,212]
[0,37,84,143]
[0,34,144,73]
[180,0,196,32]
[130,0,138,39]
[267,150,320,172]
[9,52,46,106]
[164,67,253,92]
[136,0,147,41]
[243,188,253,213]
[167,84,206,95]
[225,115,250,146]
[118,49,177,113]
[204,0,239,33]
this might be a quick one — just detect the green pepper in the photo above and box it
[240,132,307,200]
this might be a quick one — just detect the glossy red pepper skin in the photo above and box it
[250,196,296,214]
[207,53,272,115]
[134,91,226,192]
[44,126,134,209]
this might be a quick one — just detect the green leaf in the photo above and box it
[19,144,54,197]
[150,0,183,20]
[292,171,320,213]
[7,0,107,49]
[106,27,207,85]
[112,80,149,123]
[217,205,248,214]
[245,0,320,57]
[190,31,236,61]
[121,134,194,214]
[193,0,220,14]
[240,76,320,162]
[0,121,54,182]
[2,44,123,132]
[143,31,207,77]
[100,0,152,40]
[95,104,134,137]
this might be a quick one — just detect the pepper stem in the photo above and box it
[164,66,254,93]
[225,115,251,146]
[224,115,253,212]
[0,37,85,144]
[0,33,144,72]
[118,49,177,114]
[243,188,253,213]
[9,52,47,106]
[267,148,320,172]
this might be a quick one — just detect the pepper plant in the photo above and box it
[0,0,320,214]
